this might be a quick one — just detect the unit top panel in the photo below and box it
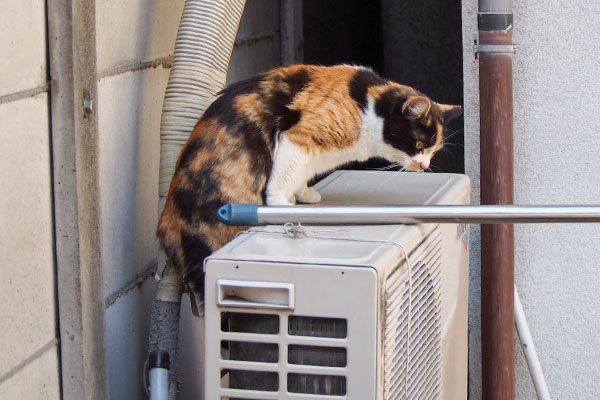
[209,171,469,268]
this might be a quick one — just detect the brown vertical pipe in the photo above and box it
[479,29,515,399]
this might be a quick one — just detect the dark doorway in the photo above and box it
[303,0,464,173]
[303,1,384,73]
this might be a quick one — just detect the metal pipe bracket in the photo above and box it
[474,43,515,59]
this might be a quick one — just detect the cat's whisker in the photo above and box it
[368,161,404,171]
[444,128,464,142]
[436,148,460,163]
[438,147,453,156]
[446,150,459,161]
[438,144,463,156]
[441,142,464,149]
[378,152,410,166]
[380,165,413,185]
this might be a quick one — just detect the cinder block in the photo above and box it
[227,35,281,83]
[0,94,57,376]
[96,0,185,74]
[0,0,47,97]
[236,0,280,42]
[105,278,156,400]
[97,67,169,299]
[0,344,60,400]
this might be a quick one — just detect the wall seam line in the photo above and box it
[97,56,173,80]
[104,262,157,309]
[0,83,50,105]
[95,34,280,80]
[0,338,58,385]
[235,32,279,47]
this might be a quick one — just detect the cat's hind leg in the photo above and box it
[265,136,311,206]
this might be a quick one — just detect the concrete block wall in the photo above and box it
[95,0,184,398]
[0,1,285,397]
[227,0,281,84]
[463,0,600,398]
[0,1,61,398]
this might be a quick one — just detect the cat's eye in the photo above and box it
[415,141,424,150]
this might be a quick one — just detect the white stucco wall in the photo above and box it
[463,1,600,398]
[96,1,184,398]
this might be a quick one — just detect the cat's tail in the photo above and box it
[157,201,247,316]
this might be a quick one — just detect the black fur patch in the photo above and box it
[203,74,265,128]
[374,88,405,116]
[176,137,202,170]
[375,88,438,156]
[442,105,463,123]
[349,68,387,110]
[173,186,197,223]
[381,118,419,155]
[195,199,226,225]
[282,68,312,97]
[279,108,302,132]
[263,68,311,135]
[174,161,222,223]
[180,230,212,291]
[235,117,273,189]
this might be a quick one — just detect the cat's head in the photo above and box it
[376,91,462,171]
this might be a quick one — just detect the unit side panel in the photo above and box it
[438,222,469,399]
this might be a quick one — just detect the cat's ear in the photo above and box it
[438,103,463,123]
[402,96,431,119]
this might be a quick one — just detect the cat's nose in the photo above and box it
[419,160,430,170]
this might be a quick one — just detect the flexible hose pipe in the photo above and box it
[149,1,246,399]
[159,0,246,198]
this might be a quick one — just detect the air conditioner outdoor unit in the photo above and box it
[204,170,470,400]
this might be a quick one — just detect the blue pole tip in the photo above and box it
[217,203,259,226]
[217,204,232,224]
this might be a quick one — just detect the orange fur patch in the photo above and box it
[284,65,362,152]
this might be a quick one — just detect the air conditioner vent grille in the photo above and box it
[288,315,347,338]
[219,312,348,399]
[384,229,442,400]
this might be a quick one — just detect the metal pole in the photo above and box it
[514,286,552,400]
[217,204,600,226]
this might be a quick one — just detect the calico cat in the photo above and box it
[157,64,461,311]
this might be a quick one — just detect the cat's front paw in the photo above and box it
[295,187,322,204]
